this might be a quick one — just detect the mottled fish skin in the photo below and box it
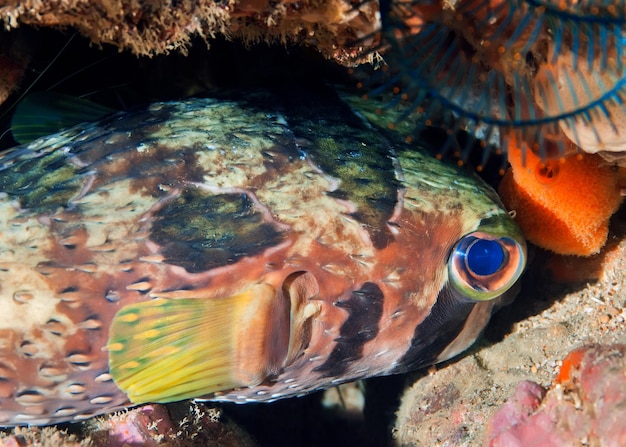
[0,89,525,426]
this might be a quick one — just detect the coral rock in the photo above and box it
[86,402,256,446]
[0,0,379,63]
[485,344,626,447]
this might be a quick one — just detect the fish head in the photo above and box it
[255,144,528,391]
[193,115,528,402]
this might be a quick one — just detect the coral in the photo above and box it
[0,427,87,447]
[1,403,256,446]
[534,47,626,160]
[498,136,624,255]
[0,0,379,64]
[485,344,626,447]
[482,381,547,446]
[367,0,626,163]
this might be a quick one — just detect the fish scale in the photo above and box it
[0,89,525,426]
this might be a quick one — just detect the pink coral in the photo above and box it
[485,344,626,447]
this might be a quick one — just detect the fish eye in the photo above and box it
[449,231,526,302]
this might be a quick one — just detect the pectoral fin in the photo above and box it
[11,92,116,144]
[107,284,290,404]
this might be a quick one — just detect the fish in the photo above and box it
[0,87,526,426]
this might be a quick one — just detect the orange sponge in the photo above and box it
[499,138,624,256]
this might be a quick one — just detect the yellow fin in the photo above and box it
[107,284,289,404]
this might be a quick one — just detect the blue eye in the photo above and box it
[449,232,525,302]
[466,239,504,276]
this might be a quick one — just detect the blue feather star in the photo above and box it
[355,0,626,166]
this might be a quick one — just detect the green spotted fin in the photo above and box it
[11,91,116,144]
[107,284,290,404]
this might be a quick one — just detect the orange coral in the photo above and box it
[498,137,624,256]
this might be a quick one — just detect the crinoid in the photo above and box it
[356,0,626,167]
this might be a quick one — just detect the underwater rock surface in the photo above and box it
[0,402,256,446]
[485,344,626,447]
[0,0,379,61]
